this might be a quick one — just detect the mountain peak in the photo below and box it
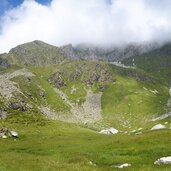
[7,40,68,66]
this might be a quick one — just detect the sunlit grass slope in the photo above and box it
[0,113,171,171]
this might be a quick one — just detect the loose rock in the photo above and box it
[154,156,171,165]
[0,128,18,139]
[112,163,131,169]
[151,124,166,131]
[99,128,119,135]
[10,131,18,138]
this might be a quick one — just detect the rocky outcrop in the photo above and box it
[49,61,115,88]
[0,68,35,100]
[9,100,27,111]
[0,69,35,113]
[0,54,10,68]
[48,71,66,88]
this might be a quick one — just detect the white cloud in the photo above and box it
[0,0,171,53]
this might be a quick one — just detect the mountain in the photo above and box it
[60,42,159,61]
[0,40,170,129]
[122,42,171,84]
[0,55,169,129]
[2,40,68,66]
[0,40,171,171]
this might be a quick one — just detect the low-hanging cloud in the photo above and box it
[0,0,171,53]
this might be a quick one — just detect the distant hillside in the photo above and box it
[60,42,159,61]
[122,43,171,84]
[2,40,68,66]
[0,40,163,67]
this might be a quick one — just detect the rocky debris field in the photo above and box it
[0,68,35,100]
[40,89,102,124]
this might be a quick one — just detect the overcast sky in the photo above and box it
[0,0,171,53]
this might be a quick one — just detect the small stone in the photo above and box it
[88,161,96,166]
[130,130,136,133]
[10,131,18,137]
[135,132,142,135]
[2,135,7,139]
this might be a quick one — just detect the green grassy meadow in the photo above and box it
[0,61,171,171]
[0,113,171,171]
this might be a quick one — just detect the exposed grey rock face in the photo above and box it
[9,100,27,111]
[0,54,10,68]
[48,71,67,88]
[0,68,35,114]
[0,68,35,100]
[60,44,79,60]
[60,42,159,61]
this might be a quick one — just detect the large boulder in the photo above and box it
[154,156,171,165]
[151,124,166,131]
[99,128,119,135]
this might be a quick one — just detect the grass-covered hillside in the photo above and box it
[2,40,68,66]
[0,41,171,171]
[0,113,171,171]
[122,43,171,85]
[0,60,169,130]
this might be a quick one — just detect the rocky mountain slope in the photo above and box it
[0,40,171,171]
[61,42,159,61]
[1,40,68,66]
[0,40,170,130]
[0,53,10,68]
